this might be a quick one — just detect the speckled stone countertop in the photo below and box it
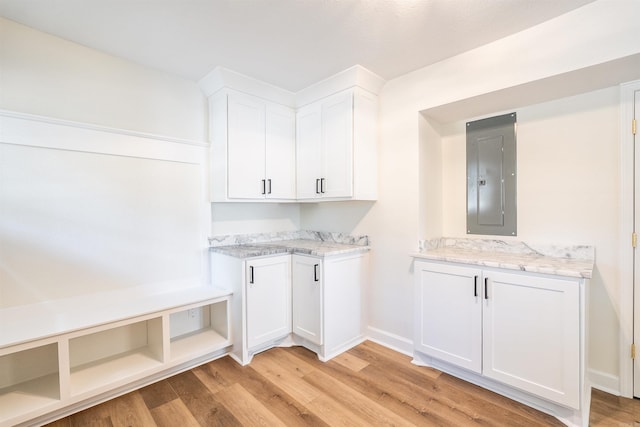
[411,237,594,279]
[209,231,370,259]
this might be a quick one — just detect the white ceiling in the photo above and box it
[0,0,596,92]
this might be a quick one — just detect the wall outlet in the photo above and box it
[188,308,199,319]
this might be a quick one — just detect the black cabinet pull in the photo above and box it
[261,179,266,195]
[316,178,320,194]
[320,178,325,194]
[474,275,478,297]
[249,266,254,284]
[267,179,272,194]
[314,264,319,282]
[484,277,488,299]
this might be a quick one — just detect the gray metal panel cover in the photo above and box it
[467,113,516,236]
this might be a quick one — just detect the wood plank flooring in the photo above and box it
[45,341,639,426]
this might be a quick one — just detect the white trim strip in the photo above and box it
[619,79,640,398]
[0,109,207,147]
[0,111,207,165]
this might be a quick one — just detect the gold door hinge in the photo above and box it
[633,232,637,248]
[632,343,636,360]
[633,119,637,135]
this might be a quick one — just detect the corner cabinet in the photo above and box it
[414,259,589,426]
[291,253,367,361]
[209,89,296,201]
[296,88,378,201]
[211,250,368,365]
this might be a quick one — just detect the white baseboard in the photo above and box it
[366,326,413,356]
[589,368,620,396]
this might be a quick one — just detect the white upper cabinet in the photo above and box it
[210,90,296,201]
[319,90,353,198]
[204,66,383,203]
[296,88,378,201]
[265,104,297,199]
[226,92,266,199]
[296,103,323,199]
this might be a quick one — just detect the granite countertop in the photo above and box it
[411,238,594,279]
[209,231,370,259]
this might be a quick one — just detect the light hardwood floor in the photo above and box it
[46,341,639,426]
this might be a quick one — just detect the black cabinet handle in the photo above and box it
[249,266,254,284]
[316,178,320,194]
[267,179,272,194]
[320,178,325,194]
[484,277,488,300]
[261,179,266,195]
[314,264,319,282]
[474,275,478,297]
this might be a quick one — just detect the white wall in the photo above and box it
[0,17,206,141]
[211,203,300,236]
[0,18,214,306]
[0,119,208,307]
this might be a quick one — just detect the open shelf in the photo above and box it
[169,298,230,362]
[0,343,60,425]
[69,317,163,397]
[0,290,233,425]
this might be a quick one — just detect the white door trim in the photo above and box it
[620,80,640,398]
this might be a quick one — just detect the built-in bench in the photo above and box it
[0,282,232,427]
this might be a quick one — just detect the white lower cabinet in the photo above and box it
[292,255,323,345]
[212,251,367,365]
[483,270,580,408]
[292,253,367,361]
[414,259,588,425]
[246,256,292,349]
[212,253,292,365]
[415,262,482,373]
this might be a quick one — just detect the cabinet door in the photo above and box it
[227,93,266,199]
[321,91,353,198]
[414,261,482,373]
[246,256,291,349]
[296,103,322,199]
[323,254,364,356]
[265,104,296,199]
[292,255,323,345]
[483,271,580,409]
